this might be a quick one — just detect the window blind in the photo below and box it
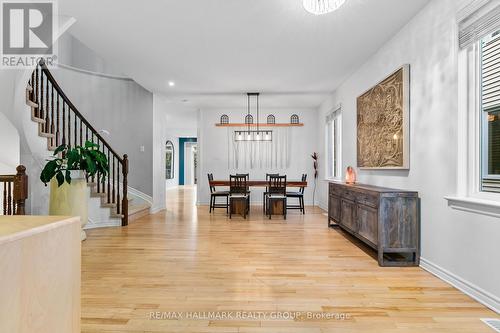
[459,2,500,49]
[481,31,500,192]
[482,32,500,112]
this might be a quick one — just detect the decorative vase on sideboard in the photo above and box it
[49,170,88,241]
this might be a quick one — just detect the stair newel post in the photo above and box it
[121,154,129,226]
[13,165,28,215]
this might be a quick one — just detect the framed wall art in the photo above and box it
[357,65,410,169]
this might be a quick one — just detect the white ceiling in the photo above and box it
[59,0,431,108]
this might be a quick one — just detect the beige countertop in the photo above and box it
[0,216,79,244]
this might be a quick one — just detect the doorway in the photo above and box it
[178,137,197,186]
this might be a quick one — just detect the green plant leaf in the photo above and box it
[40,159,61,185]
[53,144,67,156]
[85,141,99,149]
[56,172,65,187]
[65,170,72,185]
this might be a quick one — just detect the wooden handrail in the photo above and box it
[1,165,28,215]
[30,60,129,226]
[38,60,123,162]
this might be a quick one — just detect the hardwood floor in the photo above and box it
[81,186,498,333]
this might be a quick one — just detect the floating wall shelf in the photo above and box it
[215,123,304,127]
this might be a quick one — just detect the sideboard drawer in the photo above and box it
[356,193,378,208]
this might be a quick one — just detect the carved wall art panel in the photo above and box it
[357,65,410,169]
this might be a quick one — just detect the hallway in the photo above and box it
[81,186,497,332]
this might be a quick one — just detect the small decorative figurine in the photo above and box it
[346,166,356,184]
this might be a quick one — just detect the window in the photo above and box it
[481,31,500,193]
[165,140,174,179]
[326,107,341,180]
[446,4,500,215]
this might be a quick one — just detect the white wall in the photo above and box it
[0,113,20,174]
[152,95,198,212]
[198,108,318,206]
[50,67,154,196]
[316,0,499,310]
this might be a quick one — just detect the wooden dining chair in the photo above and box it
[265,175,287,219]
[262,173,279,213]
[236,173,251,206]
[286,174,307,214]
[229,174,250,219]
[207,173,229,213]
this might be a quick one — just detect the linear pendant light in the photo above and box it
[234,93,272,142]
[303,0,346,15]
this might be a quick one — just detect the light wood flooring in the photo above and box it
[81,186,498,333]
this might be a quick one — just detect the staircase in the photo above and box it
[24,60,144,226]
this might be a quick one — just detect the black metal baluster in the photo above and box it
[112,156,116,204]
[117,163,120,214]
[67,107,71,148]
[56,95,60,146]
[35,66,39,118]
[107,149,111,203]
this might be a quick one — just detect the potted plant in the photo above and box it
[40,141,109,240]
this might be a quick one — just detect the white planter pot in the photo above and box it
[49,170,88,241]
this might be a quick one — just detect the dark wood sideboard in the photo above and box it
[328,182,420,267]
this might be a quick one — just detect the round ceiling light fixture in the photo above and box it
[303,0,346,15]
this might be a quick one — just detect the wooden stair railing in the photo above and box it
[0,165,28,215]
[27,59,129,226]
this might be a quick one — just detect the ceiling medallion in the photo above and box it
[303,0,346,15]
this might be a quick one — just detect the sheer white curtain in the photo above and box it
[227,127,291,170]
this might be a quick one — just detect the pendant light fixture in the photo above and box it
[303,0,346,15]
[234,93,272,142]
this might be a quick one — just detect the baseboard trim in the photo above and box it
[85,218,121,229]
[420,257,500,314]
[127,186,153,206]
[150,205,165,214]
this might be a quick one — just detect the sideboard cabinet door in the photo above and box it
[329,194,341,223]
[340,199,357,233]
[357,204,378,247]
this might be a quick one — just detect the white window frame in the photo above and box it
[446,0,500,217]
[325,105,342,181]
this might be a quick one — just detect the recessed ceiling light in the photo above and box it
[168,81,175,87]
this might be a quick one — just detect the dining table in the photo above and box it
[209,180,308,187]
[209,179,308,216]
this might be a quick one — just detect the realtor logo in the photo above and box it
[1,0,57,68]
